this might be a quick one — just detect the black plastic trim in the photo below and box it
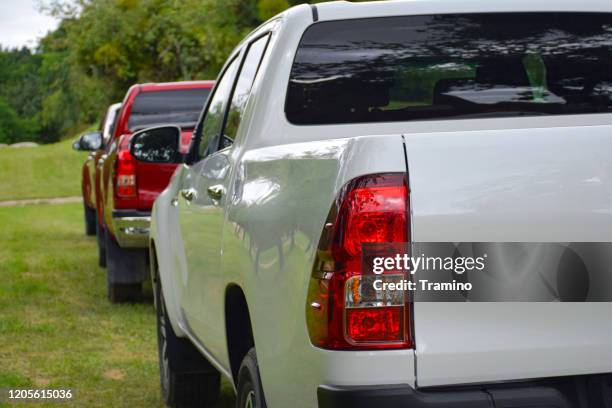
[310,4,318,22]
[317,375,612,408]
[318,384,492,408]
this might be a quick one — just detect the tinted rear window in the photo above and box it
[286,13,612,125]
[128,88,210,131]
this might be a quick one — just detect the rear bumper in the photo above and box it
[318,374,612,408]
[111,210,150,248]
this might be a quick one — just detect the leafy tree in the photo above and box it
[0,98,23,143]
[0,48,44,142]
[0,97,39,144]
[3,0,365,143]
[258,0,290,21]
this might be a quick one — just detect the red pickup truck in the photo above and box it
[96,81,214,302]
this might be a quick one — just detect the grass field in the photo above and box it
[0,139,87,202]
[0,203,235,407]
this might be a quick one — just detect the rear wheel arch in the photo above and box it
[225,284,255,386]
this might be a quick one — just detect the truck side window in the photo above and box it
[221,34,271,148]
[197,56,241,159]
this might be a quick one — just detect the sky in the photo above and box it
[0,0,60,49]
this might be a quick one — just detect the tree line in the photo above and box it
[0,0,322,144]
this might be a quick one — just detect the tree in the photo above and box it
[0,97,39,144]
[258,0,290,22]
[2,0,330,143]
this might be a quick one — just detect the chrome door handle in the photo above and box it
[207,185,225,200]
[180,188,197,202]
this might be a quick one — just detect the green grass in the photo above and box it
[0,139,88,202]
[0,203,235,407]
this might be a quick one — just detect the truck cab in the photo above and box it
[73,103,121,237]
[98,81,214,302]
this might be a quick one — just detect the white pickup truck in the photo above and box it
[139,1,612,407]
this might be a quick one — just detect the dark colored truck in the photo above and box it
[97,81,214,302]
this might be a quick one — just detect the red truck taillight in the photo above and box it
[115,137,137,198]
[306,173,413,350]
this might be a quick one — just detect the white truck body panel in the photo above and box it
[405,124,612,386]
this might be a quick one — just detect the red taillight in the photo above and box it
[306,173,413,350]
[346,306,404,343]
[115,137,136,198]
[340,184,408,257]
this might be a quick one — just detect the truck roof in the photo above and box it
[313,0,612,22]
[137,81,215,93]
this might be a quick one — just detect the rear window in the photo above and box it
[128,88,210,131]
[286,13,612,125]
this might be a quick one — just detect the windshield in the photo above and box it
[287,13,612,125]
[128,88,210,131]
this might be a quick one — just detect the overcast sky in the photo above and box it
[0,0,59,49]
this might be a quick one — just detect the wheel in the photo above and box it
[105,232,146,303]
[154,270,220,407]
[236,349,266,408]
[108,281,142,303]
[84,205,96,236]
[96,222,107,268]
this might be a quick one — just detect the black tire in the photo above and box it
[84,205,96,236]
[96,221,107,268]
[236,349,266,408]
[108,281,142,303]
[154,271,220,407]
[105,232,146,303]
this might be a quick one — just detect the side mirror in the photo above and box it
[73,131,102,151]
[130,126,182,163]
